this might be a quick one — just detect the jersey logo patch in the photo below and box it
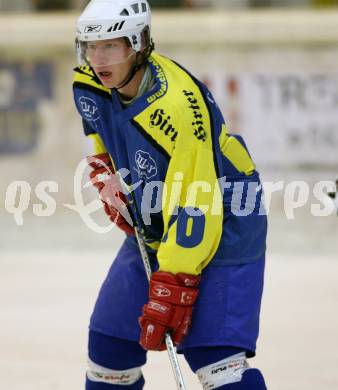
[135,150,157,180]
[79,96,100,122]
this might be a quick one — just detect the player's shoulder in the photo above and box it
[73,65,111,96]
[150,52,210,115]
[133,53,215,155]
[150,53,214,140]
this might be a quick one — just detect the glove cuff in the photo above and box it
[149,271,200,306]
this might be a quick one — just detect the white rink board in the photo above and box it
[233,71,338,167]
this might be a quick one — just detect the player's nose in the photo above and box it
[92,47,110,66]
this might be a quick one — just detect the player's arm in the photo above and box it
[139,106,223,350]
[88,133,107,155]
[81,118,134,235]
[157,145,223,275]
[82,122,134,235]
[139,101,266,351]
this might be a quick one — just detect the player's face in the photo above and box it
[87,38,136,88]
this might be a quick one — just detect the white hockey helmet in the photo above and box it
[76,0,152,67]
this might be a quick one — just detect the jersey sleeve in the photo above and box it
[156,109,223,276]
[155,83,265,275]
[72,67,108,155]
[82,118,96,136]
[81,115,107,155]
[88,133,107,155]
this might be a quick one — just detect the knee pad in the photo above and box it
[183,346,245,373]
[203,369,267,389]
[183,346,266,389]
[196,352,249,389]
[87,358,143,387]
[86,331,147,389]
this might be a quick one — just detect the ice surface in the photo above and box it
[1,246,337,389]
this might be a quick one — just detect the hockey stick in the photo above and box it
[105,165,186,389]
[134,228,187,390]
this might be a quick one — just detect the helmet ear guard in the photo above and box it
[136,26,154,61]
[124,25,153,55]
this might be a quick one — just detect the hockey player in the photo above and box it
[73,0,268,389]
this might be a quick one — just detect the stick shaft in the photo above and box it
[115,166,187,388]
[135,228,187,390]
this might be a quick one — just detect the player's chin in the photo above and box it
[100,79,115,88]
[98,76,117,89]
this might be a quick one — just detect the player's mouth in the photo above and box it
[98,71,113,80]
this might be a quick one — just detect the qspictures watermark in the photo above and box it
[3,158,338,232]
[5,181,59,226]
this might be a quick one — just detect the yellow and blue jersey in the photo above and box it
[73,52,267,276]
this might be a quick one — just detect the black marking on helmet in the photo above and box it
[131,3,140,13]
[108,21,126,32]
[118,21,126,30]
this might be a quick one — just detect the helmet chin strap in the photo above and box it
[114,41,154,91]
[114,57,143,91]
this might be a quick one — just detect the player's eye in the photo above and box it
[105,43,118,49]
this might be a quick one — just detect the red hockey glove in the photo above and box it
[87,153,134,236]
[139,271,201,351]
